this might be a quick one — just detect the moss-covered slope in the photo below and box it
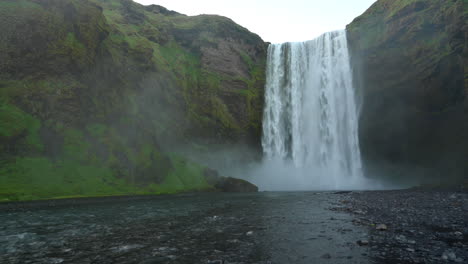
[0,0,267,200]
[347,0,467,182]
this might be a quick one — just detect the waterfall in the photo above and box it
[260,30,364,190]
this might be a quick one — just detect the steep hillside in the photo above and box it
[347,0,467,182]
[0,0,267,200]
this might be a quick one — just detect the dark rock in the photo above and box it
[141,256,167,264]
[347,0,467,183]
[357,240,369,246]
[203,168,258,192]
[442,250,457,261]
[207,260,223,264]
[321,253,332,259]
[203,168,221,186]
[215,177,258,193]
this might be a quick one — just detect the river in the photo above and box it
[1,192,369,264]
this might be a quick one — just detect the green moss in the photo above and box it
[0,102,43,152]
[86,123,108,138]
[0,0,41,10]
[150,155,210,194]
[61,128,90,161]
[239,50,254,70]
[63,32,88,64]
[385,0,419,17]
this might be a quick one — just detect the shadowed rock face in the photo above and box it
[347,0,467,183]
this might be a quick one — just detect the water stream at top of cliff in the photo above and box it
[257,30,368,190]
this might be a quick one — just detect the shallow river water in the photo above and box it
[0,192,370,264]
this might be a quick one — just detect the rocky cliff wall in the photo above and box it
[347,0,467,183]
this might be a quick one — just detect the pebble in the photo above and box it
[141,256,167,264]
[246,231,254,236]
[207,260,223,264]
[396,235,407,242]
[376,224,388,231]
[357,240,369,246]
[442,250,457,261]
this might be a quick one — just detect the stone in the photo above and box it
[321,253,332,259]
[357,240,369,246]
[141,257,167,264]
[214,177,259,193]
[442,250,457,261]
[396,235,407,242]
[376,224,388,231]
[207,260,223,264]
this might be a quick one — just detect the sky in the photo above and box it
[133,0,377,43]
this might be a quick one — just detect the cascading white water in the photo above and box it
[260,30,365,190]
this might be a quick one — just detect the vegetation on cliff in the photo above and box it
[0,0,266,201]
[347,0,467,182]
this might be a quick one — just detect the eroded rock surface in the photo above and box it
[347,0,467,182]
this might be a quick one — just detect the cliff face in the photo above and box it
[0,0,267,200]
[347,0,467,182]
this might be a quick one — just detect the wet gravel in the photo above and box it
[0,192,369,264]
[339,189,468,264]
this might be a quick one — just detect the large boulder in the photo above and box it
[203,168,258,193]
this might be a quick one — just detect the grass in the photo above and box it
[0,150,213,202]
[0,157,136,201]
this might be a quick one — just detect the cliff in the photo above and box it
[347,0,467,182]
[0,0,266,200]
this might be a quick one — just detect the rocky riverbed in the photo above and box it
[0,190,466,264]
[0,192,368,264]
[338,189,468,263]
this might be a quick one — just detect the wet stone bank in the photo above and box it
[339,189,468,264]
